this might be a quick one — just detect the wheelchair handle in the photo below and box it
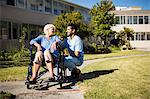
[29,46,33,65]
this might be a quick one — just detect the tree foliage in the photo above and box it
[116,27,134,41]
[89,0,115,45]
[54,12,89,39]
[116,27,134,49]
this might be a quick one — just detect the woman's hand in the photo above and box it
[51,42,57,50]
[37,45,42,51]
[34,43,42,51]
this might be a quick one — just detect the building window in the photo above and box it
[45,7,52,13]
[147,33,150,40]
[7,0,15,6]
[129,16,132,24]
[123,16,126,24]
[120,16,122,24]
[144,16,148,24]
[141,32,145,40]
[53,1,63,15]
[127,16,130,24]
[37,0,43,12]
[149,16,150,24]
[31,4,38,11]
[135,32,140,40]
[12,23,19,39]
[120,16,125,24]
[16,0,25,8]
[45,0,52,13]
[131,33,134,41]
[53,1,58,9]
[65,5,70,11]
[127,16,132,24]
[70,6,74,12]
[133,16,137,24]
[139,16,143,24]
[45,0,51,3]
[54,9,58,15]
[8,22,11,39]
[0,21,8,40]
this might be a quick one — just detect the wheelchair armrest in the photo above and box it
[56,42,65,52]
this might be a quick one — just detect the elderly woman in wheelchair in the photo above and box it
[28,24,61,84]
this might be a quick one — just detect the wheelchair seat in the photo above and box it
[25,46,66,89]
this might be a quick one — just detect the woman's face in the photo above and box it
[46,27,55,36]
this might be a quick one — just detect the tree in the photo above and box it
[89,0,115,46]
[54,12,89,39]
[115,27,134,49]
[19,25,30,50]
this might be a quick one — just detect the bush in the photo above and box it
[13,48,30,60]
[0,48,30,61]
[0,91,16,99]
[97,46,111,54]
[0,50,13,61]
[109,46,121,52]
[96,44,111,54]
[84,43,97,54]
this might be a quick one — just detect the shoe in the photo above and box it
[71,68,81,79]
[29,80,37,84]
[71,69,76,79]
[48,77,55,82]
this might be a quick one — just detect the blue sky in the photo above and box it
[65,0,150,10]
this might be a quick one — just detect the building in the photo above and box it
[0,0,90,51]
[111,6,150,49]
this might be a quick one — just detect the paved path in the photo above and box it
[0,54,149,99]
[0,80,83,99]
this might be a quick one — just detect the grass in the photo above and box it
[0,49,149,82]
[84,49,150,60]
[78,55,150,99]
[0,66,27,82]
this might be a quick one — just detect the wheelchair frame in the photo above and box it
[25,45,66,89]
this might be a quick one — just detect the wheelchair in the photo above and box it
[25,44,66,90]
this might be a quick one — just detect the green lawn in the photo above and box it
[0,66,27,82]
[79,55,150,99]
[84,49,150,60]
[0,49,150,83]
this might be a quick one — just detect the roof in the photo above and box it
[111,10,150,15]
[59,0,90,11]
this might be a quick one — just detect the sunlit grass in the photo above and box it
[84,50,150,60]
[0,66,27,82]
[0,50,150,83]
[79,55,150,99]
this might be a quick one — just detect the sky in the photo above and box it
[65,0,150,10]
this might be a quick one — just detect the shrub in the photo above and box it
[0,91,16,99]
[96,44,111,54]
[84,43,97,54]
[97,46,111,54]
[0,50,13,61]
[109,46,121,52]
[12,48,30,60]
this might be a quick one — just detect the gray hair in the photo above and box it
[44,24,56,33]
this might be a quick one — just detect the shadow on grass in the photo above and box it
[61,69,119,89]
[81,69,118,81]
[25,69,118,90]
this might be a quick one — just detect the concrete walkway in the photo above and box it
[0,53,149,99]
[0,80,84,99]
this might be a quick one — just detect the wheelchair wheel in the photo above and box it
[27,84,30,89]
[25,81,31,89]
[57,74,63,88]
[59,80,63,88]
